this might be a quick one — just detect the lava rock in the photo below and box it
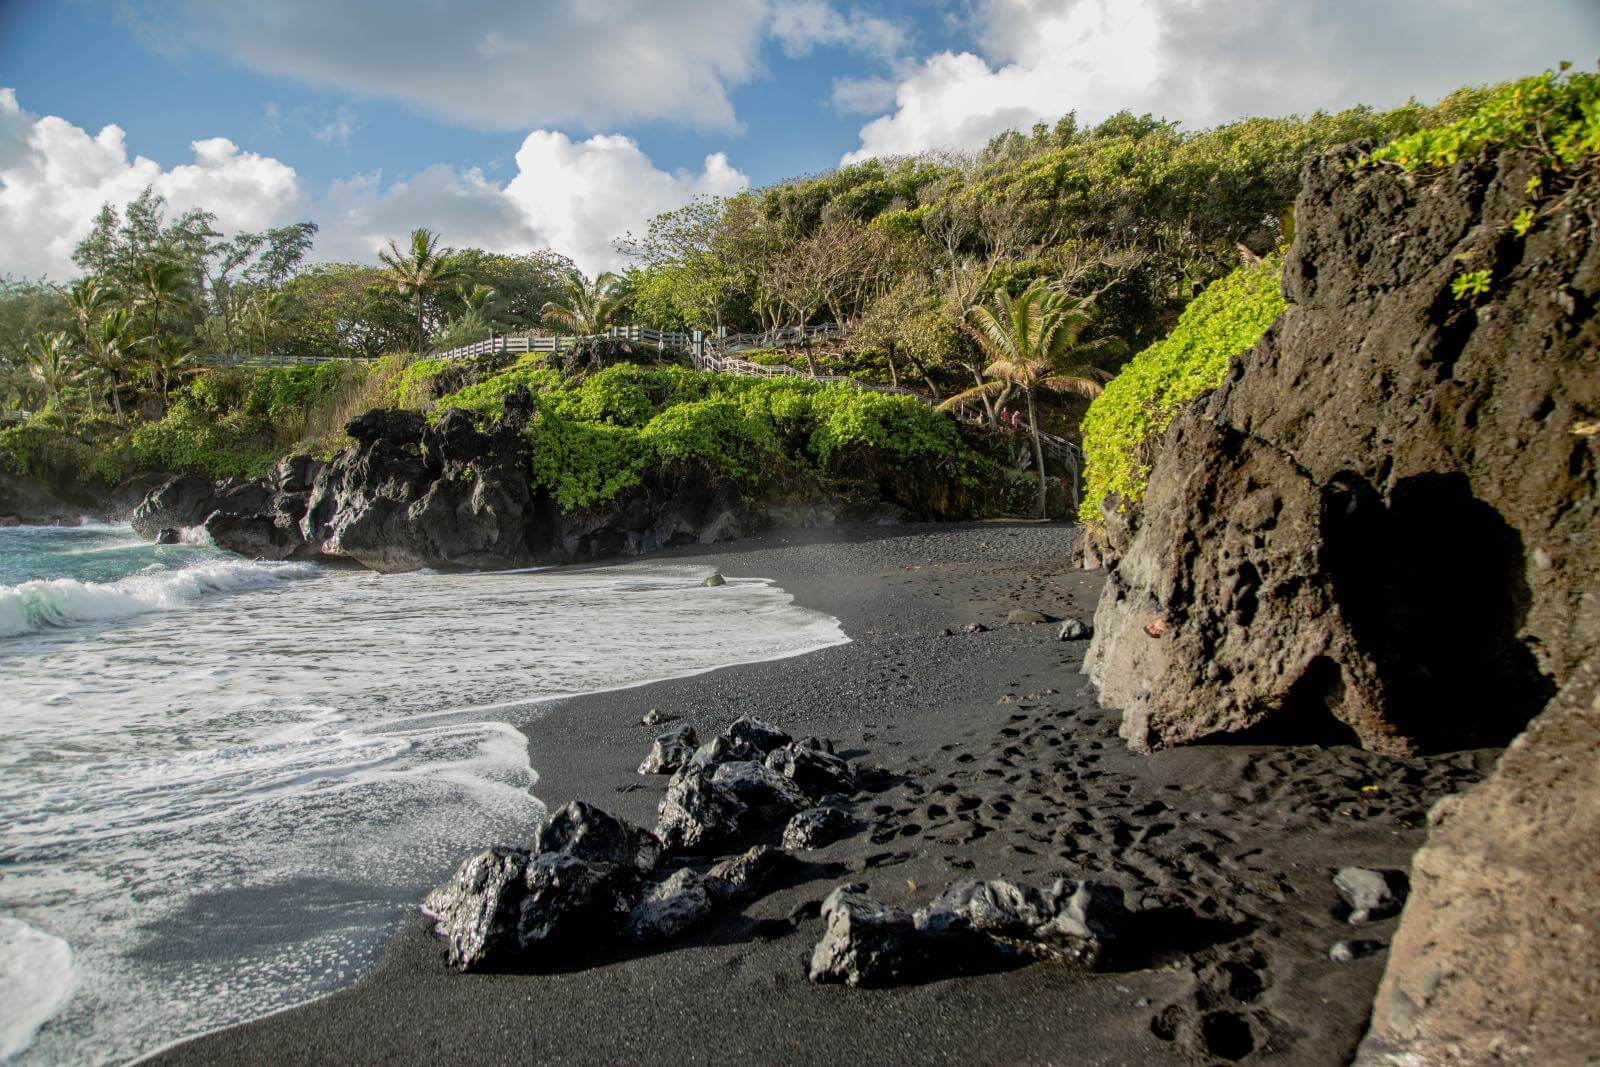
[711,760,810,820]
[641,708,674,727]
[963,623,987,634]
[627,868,714,944]
[204,511,304,560]
[421,846,531,971]
[809,885,924,988]
[705,845,798,903]
[682,734,764,775]
[638,723,699,775]
[722,716,792,755]
[655,772,746,853]
[533,800,661,873]
[514,852,638,958]
[703,573,726,587]
[1058,618,1092,640]
[765,742,855,799]
[156,527,180,544]
[915,877,1127,968]
[1334,867,1409,924]
[782,806,856,850]
[1007,609,1049,625]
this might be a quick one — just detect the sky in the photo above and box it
[1,0,1598,280]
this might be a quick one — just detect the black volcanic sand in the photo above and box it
[154,523,1495,1066]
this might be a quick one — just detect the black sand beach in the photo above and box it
[153,522,1494,1066]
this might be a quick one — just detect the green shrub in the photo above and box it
[433,363,563,420]
[641,399,784,484]
[807,385,963,472]
[130,400,278,479]
[1079,256,1286,521]
[243,362,348,422]
[1365,68,1600,172]
[387,356,453,409]
[524,404,654,511]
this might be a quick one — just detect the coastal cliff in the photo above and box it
[1084,142,1598,1058]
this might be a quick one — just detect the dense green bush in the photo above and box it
[242,363,349,422]
[1079,256,1286,521]
[514,369,975,513]
[431,362,563,419]
[1365,68,1600,173]
[130,399,279,479]
[525,404,656,511]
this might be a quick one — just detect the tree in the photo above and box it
[87,308,141,423]
[541,271,623,335]
[133,259,197,343]
[148,332,197,404]
[618,197,737,332]
[26,331,76,414]
[378,228,465,352]
[938,280,1123,517]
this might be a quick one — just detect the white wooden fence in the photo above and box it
[192,319,1085,493]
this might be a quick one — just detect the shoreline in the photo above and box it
[150,522,1496,1066]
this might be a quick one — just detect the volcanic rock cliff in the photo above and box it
[1084,145,1598,1059]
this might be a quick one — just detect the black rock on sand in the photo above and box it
[152,523,1493,1066]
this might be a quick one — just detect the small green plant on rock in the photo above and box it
[1451,268,1493,301]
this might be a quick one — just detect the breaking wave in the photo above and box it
[0,559,316,639]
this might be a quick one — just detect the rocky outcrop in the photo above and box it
[1083,145,1600,1059]
[129,387,762,572]
[0,475,85,526]
[1085,146,1598,756]
[1357,659,1600,1064]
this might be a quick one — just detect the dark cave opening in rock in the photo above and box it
[1219,657,1365,747]
[1321,471,1554,751]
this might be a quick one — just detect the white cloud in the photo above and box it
[844,0,1600,163]
[0,89,299,280]
[504,133,748,273]
[321,134,749,273]
[162,0,774,133]
[770,2,910,62]
[312,106,358,148]
[0,91,746,280]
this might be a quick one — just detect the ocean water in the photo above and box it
[0,522,846,1065]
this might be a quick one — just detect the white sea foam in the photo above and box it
[0,918,75,1061]
[0,559,314,638]
[0,537,847,1066]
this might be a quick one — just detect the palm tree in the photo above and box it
[540,271,622,336]
[66,278,116,349]
[133,259,195,339]
[26,331,77,414]
[378,228,464,352]
[148,332,196,404]
[87,308,141,424]
[938,280,1123,518]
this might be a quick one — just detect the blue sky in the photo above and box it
[2,0,1598,278]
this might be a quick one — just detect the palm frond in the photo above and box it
[934,380,1007,411]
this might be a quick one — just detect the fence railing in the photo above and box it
[194,353,354,368]
[192,319,1085,496]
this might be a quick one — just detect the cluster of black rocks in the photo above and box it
[131,392,755,571]
[422,713,1134,989]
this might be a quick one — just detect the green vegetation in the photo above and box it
[440,359,977,513]
[5,67,1586,527]
[1078,257,1286,522]
[1364,68,1600,173]
[1451,268,1494,301]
